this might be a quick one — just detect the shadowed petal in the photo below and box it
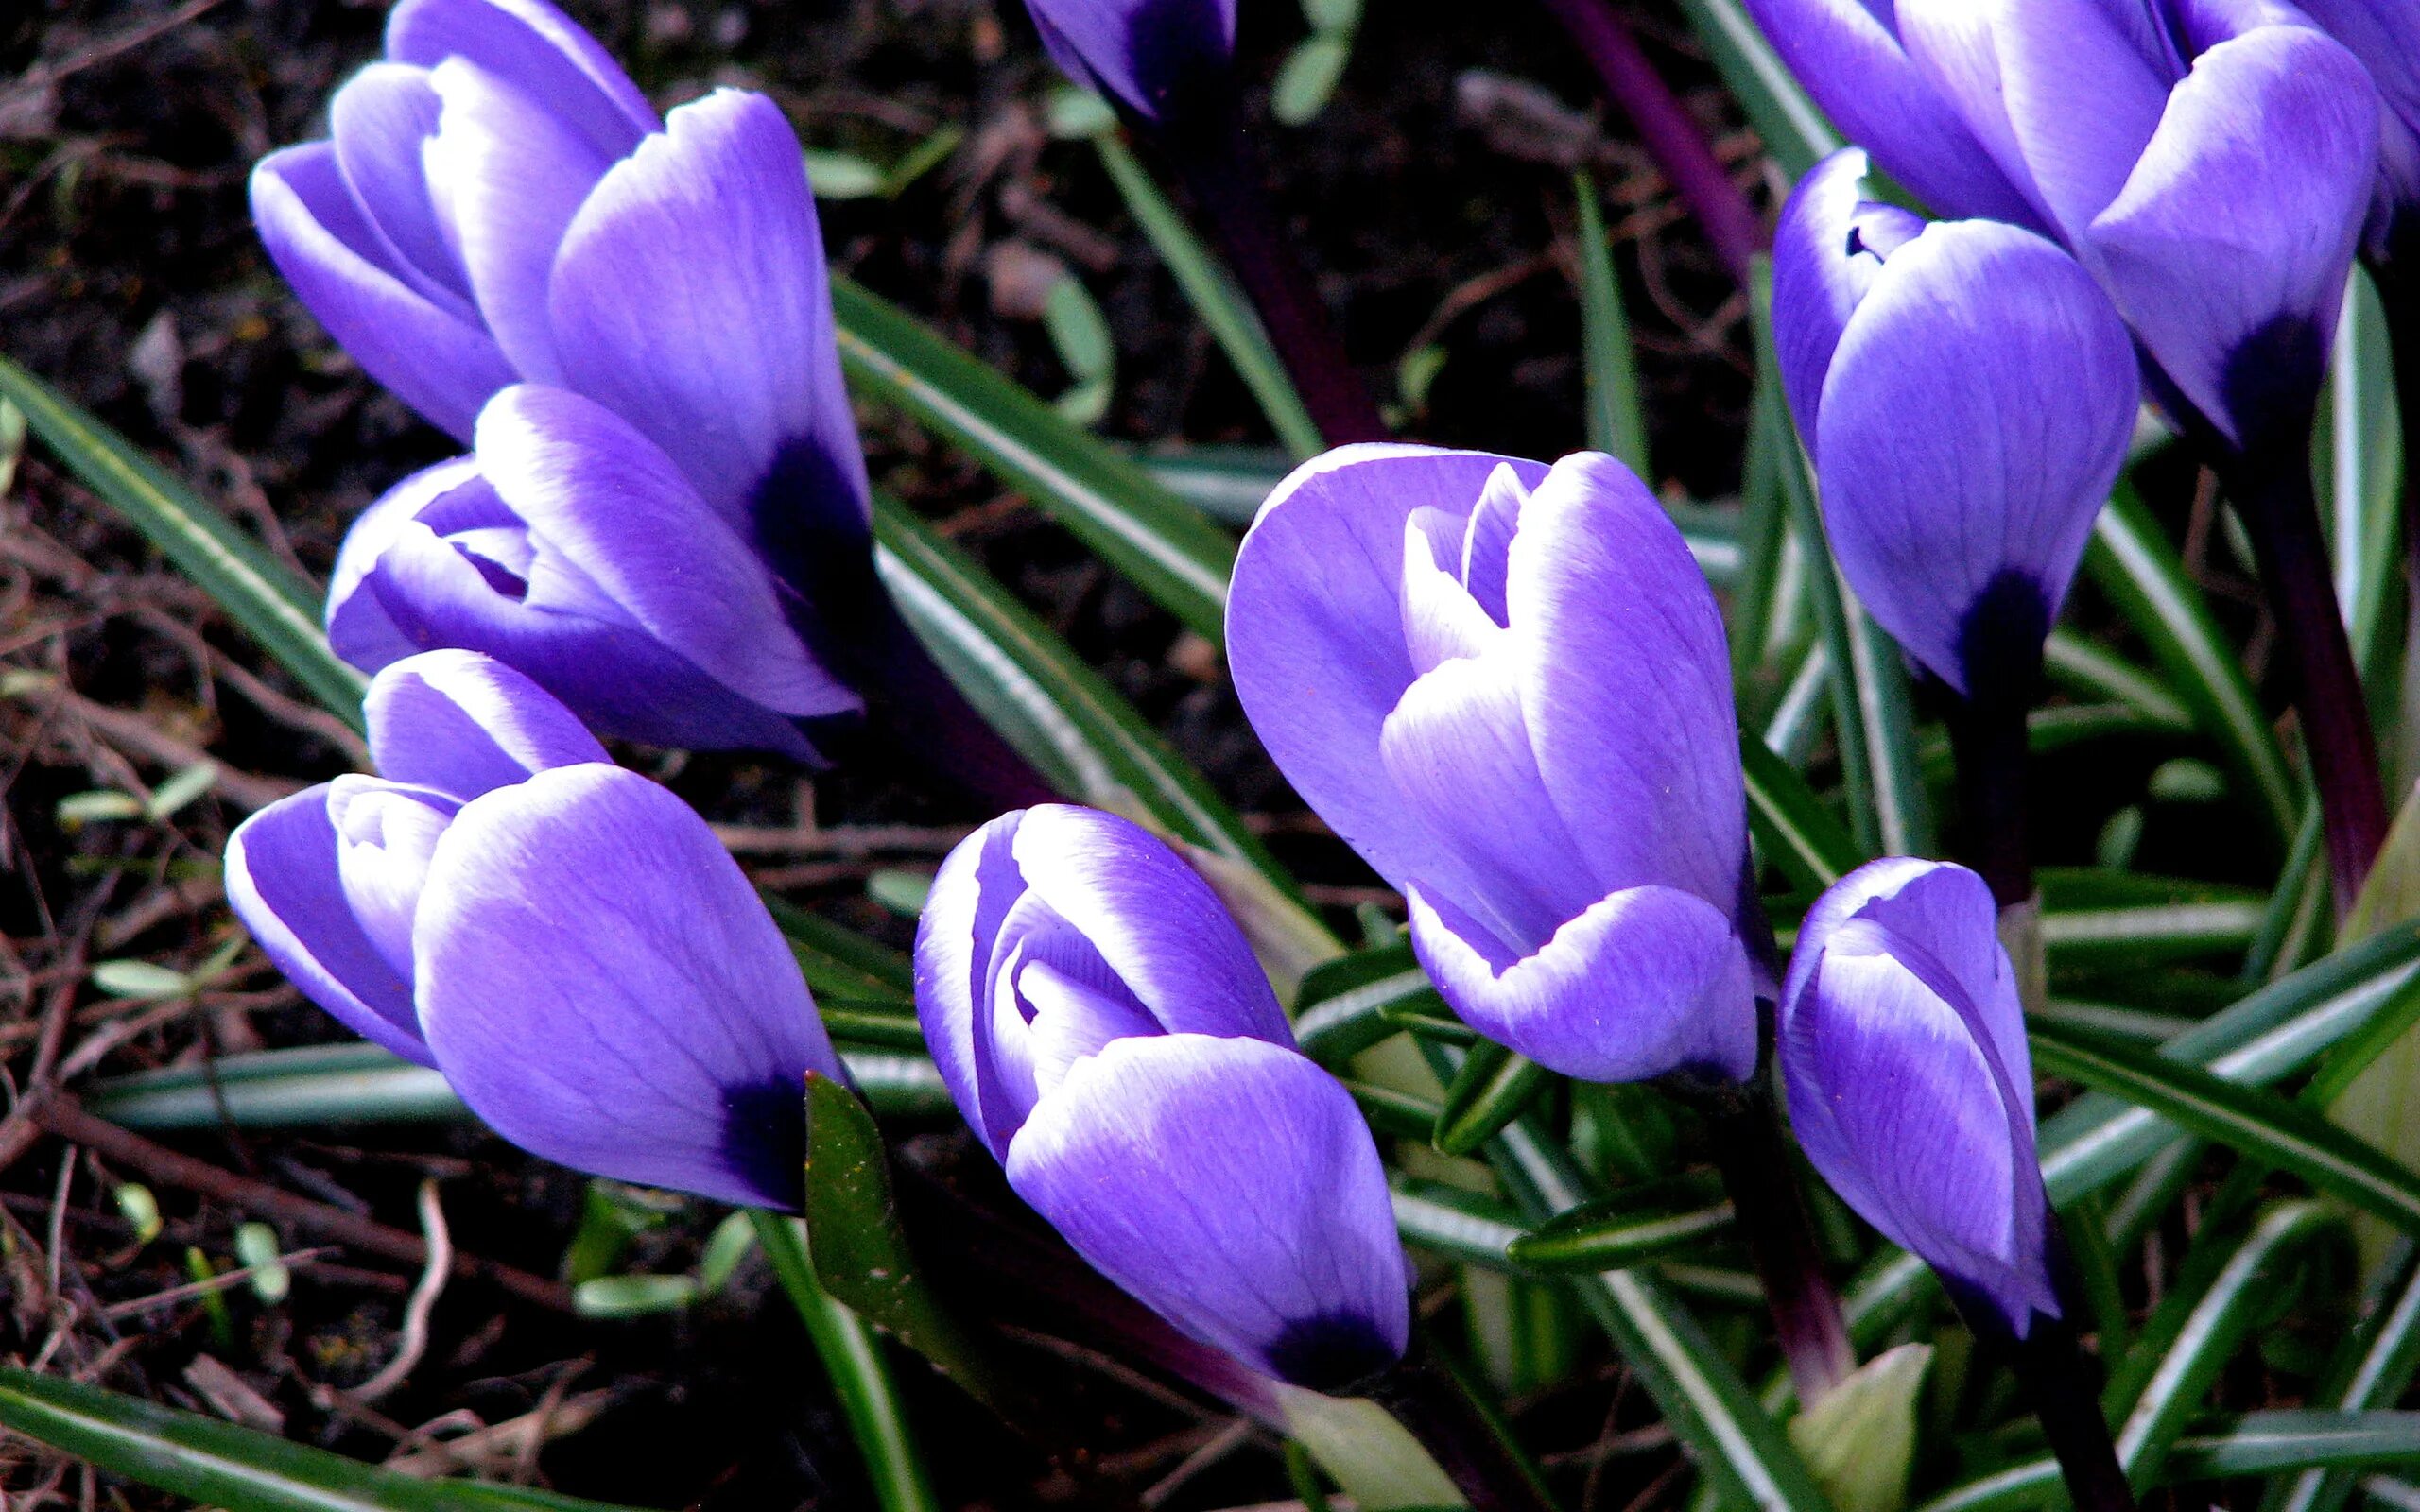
[251,146,513,442]
[363,648,607,799]
[2084,27,2379,447]
[914,811,1030,1159]
[1814,219,2137,694]
[1229,444,1550,895]
[1408,882,1757,1084]
[328,458,486,669]
[1004,1033,1409,1389]
[549,90,870,537]
[225,787,431,1065]
[416,765,842,1209]
[385,0,656,160]
[1772,148,1924,451]
[1025,0,1237,124]
[2297,0,2420,253]
[327,63,472,306]
[328,776,459,979]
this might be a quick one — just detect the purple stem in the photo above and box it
[1531,0,1765,282]
[1945,679,2036,908]
[1150,104,1391,446]
[1703,1069,1856,1403]
[2006,1315,2140,1512]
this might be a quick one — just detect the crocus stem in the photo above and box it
[1151,106,1389,446]
[2217,420,2390,913]
[2006,1319,2138,1512]
[1703,1073,1856,1403]
[1944,684,2034,908]
[855,591,1063,813]
[1529,0,1763,282]
[1367,1333,1562,1512]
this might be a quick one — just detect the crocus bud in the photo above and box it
[1228,446,1759,1087]
[327,385,859,760]
[1743,0,2378,452]
[1773,150,2139,697]
[1778,858,2060,1337]
[252,0,868,547]
[2296,0,2420,262]
[1021,0,1236,127]
[914,804,1409,1391]
[226,650,842,1208]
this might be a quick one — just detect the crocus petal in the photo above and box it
[1772,148,1924,451]
[1229,444,1551,894]
[1814,219,2137,694]
[1896,0,2171,245]
[548,90,871,539]
[225,787,431,1065]
[2297,0,2420,253]
[474,385,860,720]
[1004,1033,1409,1390]
[914,812,1030,1160]
[1737,0,2037,224]
[2084,26,2379,448]
[416,765,842,1210]
[1408,882,1757,1084]
[363,648,607,799]
[328,776,459,979]
[385,0,656,161]
[1009,805,1290,1044]
[1511,454,1746,908]
[328,458,485,668]
[251,146,514,442]
[1025,0,1237,124]
[423,57,617,385]
[326,63,472,307]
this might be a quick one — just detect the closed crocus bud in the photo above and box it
[226,650,842,1209]
[1746,0,2378,452]
[327,385,858,761]
[252,0,867,553]
[2297,0,2420,263]
[1774,150,2139,697]
[1229,446,1760,1087]
[1022,0,1236,127]
[915,804,1409,1391]
[1779,858,2060,1337]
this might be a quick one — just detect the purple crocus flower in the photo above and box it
[326,385,858,760]
[1022,0,1237,127]
[226,650,842,1209]
[2297,0,2420,263]
[914,804,1409,1391]
[1773,149,2139,698]
[251,0,867,550]
[1228,446,1760,1087]
[1742,0,2378,452]
[1779,857,2059,1336]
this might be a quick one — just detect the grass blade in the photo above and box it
[1667,0,1840,178]
[1573,170,1651,474]
[1914,1411,2420,1512]
[832,279,1236,641]
[1740,731,1864,893]
[2271,1253,2420,1512]
[0,354,366,727]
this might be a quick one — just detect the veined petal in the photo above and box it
[2296,0,2420,253]
[416,765,842,1210]
[385,0,656,161]
[251,146,513,442]
[1738,0,2037,223]
[1408,881,1758,1085]
[1229,444,1551,896]
[2085,26,2379,448]
[329,457,488,671]
[1510,453,1745,908]
[328,776,459,980]
[549,90,870,540]
[327,63,472,307]
[914,811,1030,1160]
[225,787,431,1065]
[475,385,860,720]
[1814,219,2137,695]
[363,648,607,799]
[1009,804,1288,1044]
[1772,148,1923,451]
[1005,1033,1409,1390]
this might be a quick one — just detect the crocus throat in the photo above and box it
[721,1075,811,1210]
[1262,1308,1402,1394]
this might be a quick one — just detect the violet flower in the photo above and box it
[327,385,857,760]
[1022,0,1236,128]
[1227,446,1760,1087]
[226,650,841,1209]
[914,804,1409,1391]
[1779,858,2058,1336]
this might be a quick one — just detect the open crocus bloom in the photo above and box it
[251,0,867,551]
[915,804,1409,1391]
[1772,150,2139,696]
[1779,858,2060,1337]
[1021,0,1237,126]
[1742,0,2377,449]
[226,650,841,1209]
[327,385,858,760]
[1229,446,1759,1086]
